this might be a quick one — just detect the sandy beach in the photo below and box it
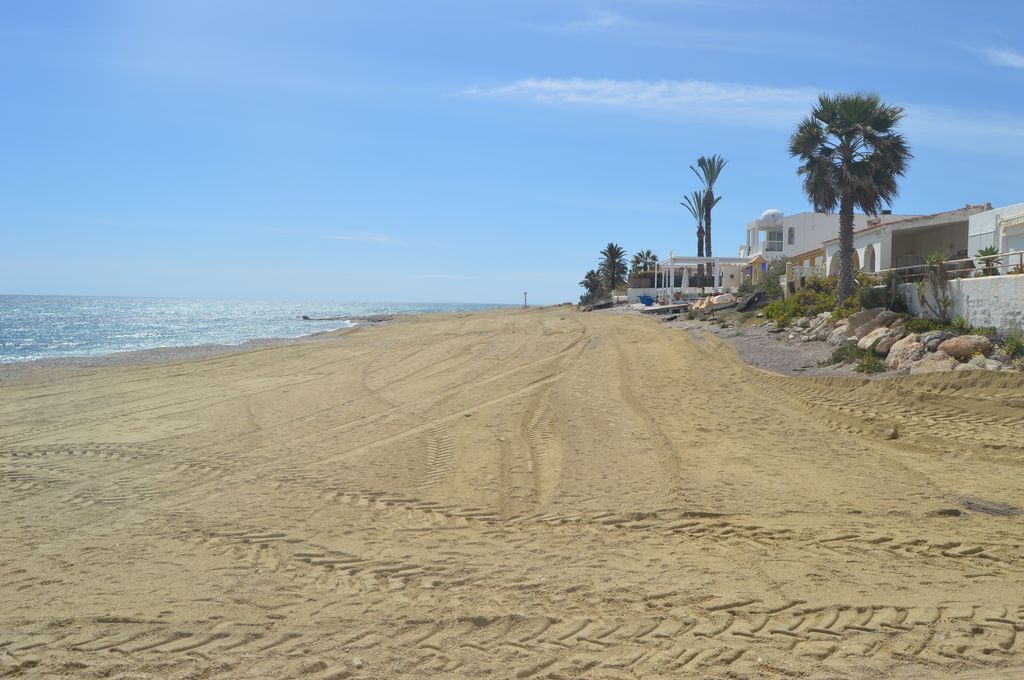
[3,306,1024,679]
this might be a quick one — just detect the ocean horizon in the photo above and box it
[0,294,509,364]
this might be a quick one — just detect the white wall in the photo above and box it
[900,274,1024,332]
[969,203,1024,256]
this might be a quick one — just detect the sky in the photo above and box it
[2,0,1024,305]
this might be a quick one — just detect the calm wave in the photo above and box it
[0,295,507,363]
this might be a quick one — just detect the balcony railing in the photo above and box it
[758,240,784,252]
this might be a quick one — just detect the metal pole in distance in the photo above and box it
[523,292,528,307]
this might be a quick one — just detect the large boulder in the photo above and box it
[854,310,901,340]
[875,327,906,355]
[909,353,958,374]
[857,326,905,355]
[938,335,993,361]
[885,334,925,370]
[857,326,891,351]
[919,330,954,352]
[845,307,884,331]
[827,322,853,345]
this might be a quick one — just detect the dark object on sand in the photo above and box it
[958,496,1023,516]
[662,314,678,322]
[302,314,395,323]
[737,291,765,312]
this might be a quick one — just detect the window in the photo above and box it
[787,227,795,245]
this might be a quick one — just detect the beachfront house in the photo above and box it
[969,203,1024,273]
[822,203,990,276]
[737,209,915,263]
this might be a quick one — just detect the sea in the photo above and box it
[0,295,507,364]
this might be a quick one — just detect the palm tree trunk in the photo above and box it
[696,227,705,283]
[838,194,855,302]
[704,190,713,288]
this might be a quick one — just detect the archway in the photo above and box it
[863,244,876,273]
[828,252,840,276]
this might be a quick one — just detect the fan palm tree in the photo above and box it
[690,155,727,263]
[630,249,659,274]
[789,93,911,301]
[600,242,628,291]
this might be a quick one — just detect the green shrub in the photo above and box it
[736,279,755,296]
[953,315,972,334]
[859,285,886,310]
[832,295,863,321]
[905,317,948,333]
[686,311,695,320]
[1004,332,1024,359]
[822,342,866,366]
[855,354,886,373]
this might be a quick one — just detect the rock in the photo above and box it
[875,328,906,356]
[968,354,1004,371]
[883,426,899,440]
[845,307,884,331]
[919,330,953,352]
[854,311,901,340]
[827,322,853,346]
[938,335,993,360]
[755,312,764,318]
[813,325,833,341]
[858,326,892,351]
[352,657,364,669]
[788,333,796,340]
[954,362,984,371]
[795,317,811,328]
[909,353,958,374]
[885,341,925,370]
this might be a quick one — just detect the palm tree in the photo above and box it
[630,249,658,274]
[690,155,727,263]
[789,93,911,301]
[579,269,603,299]
[600,242,628,291]
[681,191,705,259]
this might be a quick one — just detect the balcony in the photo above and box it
[758,239,784,253]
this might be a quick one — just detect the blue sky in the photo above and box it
[3,0,1024,304]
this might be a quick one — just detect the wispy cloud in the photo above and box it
[323,232,406,245]
[984,47,1024,69]
[466,76,1024,155]
[465,77,817,125]
[561,10,627,31]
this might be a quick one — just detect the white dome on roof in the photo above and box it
[760,209,783,223]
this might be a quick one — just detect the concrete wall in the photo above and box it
[900,274,1024,333]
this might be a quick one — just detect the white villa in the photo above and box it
[738,209,915,263]
[821,203,990,275]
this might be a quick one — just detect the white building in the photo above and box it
[969,203,1024,267]
[823,204,990,275]
[738,209,915,262]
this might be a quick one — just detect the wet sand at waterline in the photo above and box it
[3,307,1024,679]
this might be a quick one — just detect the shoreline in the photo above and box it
[0,322,374,382]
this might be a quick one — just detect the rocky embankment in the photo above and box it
[775,307,1018,374]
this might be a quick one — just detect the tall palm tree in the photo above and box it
[630,249,658,274]
[690,155,727,264]
[681,191,705,263]
[599,242,628,291]
[579,269,603,297]
[789,93,911,301]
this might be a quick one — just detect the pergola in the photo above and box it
[655,255,753,299]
